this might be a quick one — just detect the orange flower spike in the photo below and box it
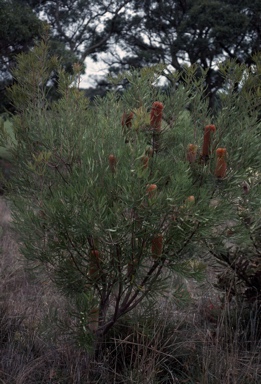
[181,195,195,209]
[186,195,195,203]
[151,234,163,259]
[187,144,198,163]
[122,111,134,128]
[108,154,117,173]
[150,101,164,132]
[202,124,216,157]
[146,184,157,199]
[141,155,149,170]
[215,148,227,179]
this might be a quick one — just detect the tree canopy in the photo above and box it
[111,0,261,109]
[0,0,43,112]
[34,0,133,62]
[1,0,261,111]
[0,0,42,71]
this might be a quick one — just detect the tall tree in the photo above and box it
[107,0,261,110]
[2,0,261,110]
[35,0,132,62]
[0,0,43,112]
[0,0,133,111]
[0,0,42,70]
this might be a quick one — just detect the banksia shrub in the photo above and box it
[3,38,261,353]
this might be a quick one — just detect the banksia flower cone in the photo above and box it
[202,125,216,158]
[181,195,195,209]
[141,155,149,170]
[146,184,157,199]
[150,101,164,132]
[187,144,198,163]
[109,154,117,173]
[151,234,163,259]
[215,148,227,179]
[122,112,134,128]
[186,195,195,204]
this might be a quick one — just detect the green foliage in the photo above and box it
[0,0,44,113]
[0,0,43,59]
[0,1,82,114]
[2,39,261,352]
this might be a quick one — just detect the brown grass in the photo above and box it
[0,197,260,383]
[0,197,90,383]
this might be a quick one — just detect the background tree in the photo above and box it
[106,0,261,110]
[0,0,133,112]
[2,0,261,112]
[0,0,86,113]
[0,0,43,113]
[34,0,132,63]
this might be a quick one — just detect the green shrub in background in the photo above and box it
[1,36,261,353]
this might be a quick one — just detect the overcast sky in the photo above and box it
[80,57,108,88]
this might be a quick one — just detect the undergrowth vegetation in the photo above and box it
[0,208,260,383]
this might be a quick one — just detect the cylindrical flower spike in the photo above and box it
[146,184,157,199]
[187,144,198,163]
[141,155,149,170]
[181,195,195,209]
[215,148,227,179]
[121,112,134,128]
[150,101,164,132]
[108,154,117,173]
[202,125,216,158]
[151,234,163,259]
[186,195,195,203]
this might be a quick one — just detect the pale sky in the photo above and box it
[80,57,109,88]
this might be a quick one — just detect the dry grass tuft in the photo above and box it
[0,196,260,383]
